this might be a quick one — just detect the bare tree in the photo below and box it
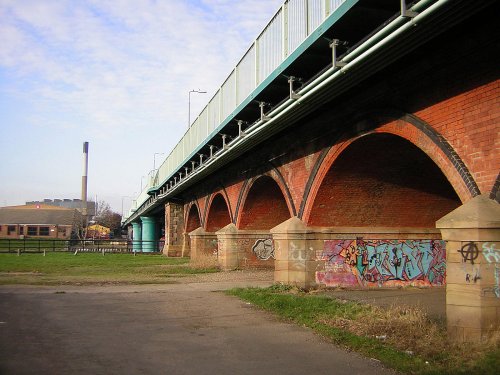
[72,210,86,240]
[71,200,121,239]
[94,201,122,236]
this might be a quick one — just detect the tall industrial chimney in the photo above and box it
[81,142,89,219]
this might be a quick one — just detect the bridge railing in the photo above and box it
[126,0,349,220]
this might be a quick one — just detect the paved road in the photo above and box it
[0,281,395,375]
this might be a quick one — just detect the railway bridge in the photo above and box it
[123,0,499,341]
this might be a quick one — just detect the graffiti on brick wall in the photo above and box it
[316,239,446,287]
[482,242,500,298]
[458,242,479,264]
[252,239,274,260]
[458,241,481,285]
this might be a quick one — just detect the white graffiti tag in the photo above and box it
[482,242,500,298]
[483,243,500,263]
[252,239,274,260]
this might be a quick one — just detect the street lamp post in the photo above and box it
[121,195,135,218]
[153,152,165,170]
[188,89,207,127]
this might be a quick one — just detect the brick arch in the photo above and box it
[306,133,461,227]
[185,200,202,233]
[235,167,296,222]
[205,192,232,232]
[302,115,476,225]
[490,172,500,203]
[391,113,480,199]
[236,174,293,230]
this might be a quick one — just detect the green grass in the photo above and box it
[0,252,218,285]
[227,286,500,375]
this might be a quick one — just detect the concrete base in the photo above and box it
[216,224,245,271]
[163,244,183,257]
[181,232,191,257]
[189,227,217,260]
[437,194,500,342]
[271,217,324,289]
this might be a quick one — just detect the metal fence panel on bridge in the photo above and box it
[237,46,256,104]
[288,0,308,55]
[222,70,237,121]
[257,9,283,85]
[126,0,348,220]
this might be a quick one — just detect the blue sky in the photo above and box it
[0,0,283,214]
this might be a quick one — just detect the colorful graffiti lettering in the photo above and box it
[316,239,446,287]
[252,239,274,260]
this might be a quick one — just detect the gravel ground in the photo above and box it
[172,269,274,284]
[181,270,446,320]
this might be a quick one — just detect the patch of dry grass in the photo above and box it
[230,286,500,374]
[319,302,500,368]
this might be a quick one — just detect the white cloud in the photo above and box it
[0,0,283,212]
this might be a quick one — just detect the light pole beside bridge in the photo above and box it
[188,89,206,127]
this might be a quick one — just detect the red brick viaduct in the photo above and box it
[126,2,499,341]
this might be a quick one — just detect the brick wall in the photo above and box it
[221,232,275,269]
[238,176,291,230]
[205,194,231,232]
[0,224,72,239]
[185,203,201,233]
[165,202,184,247]
[308,134,461,227]
[415,80,499,196]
